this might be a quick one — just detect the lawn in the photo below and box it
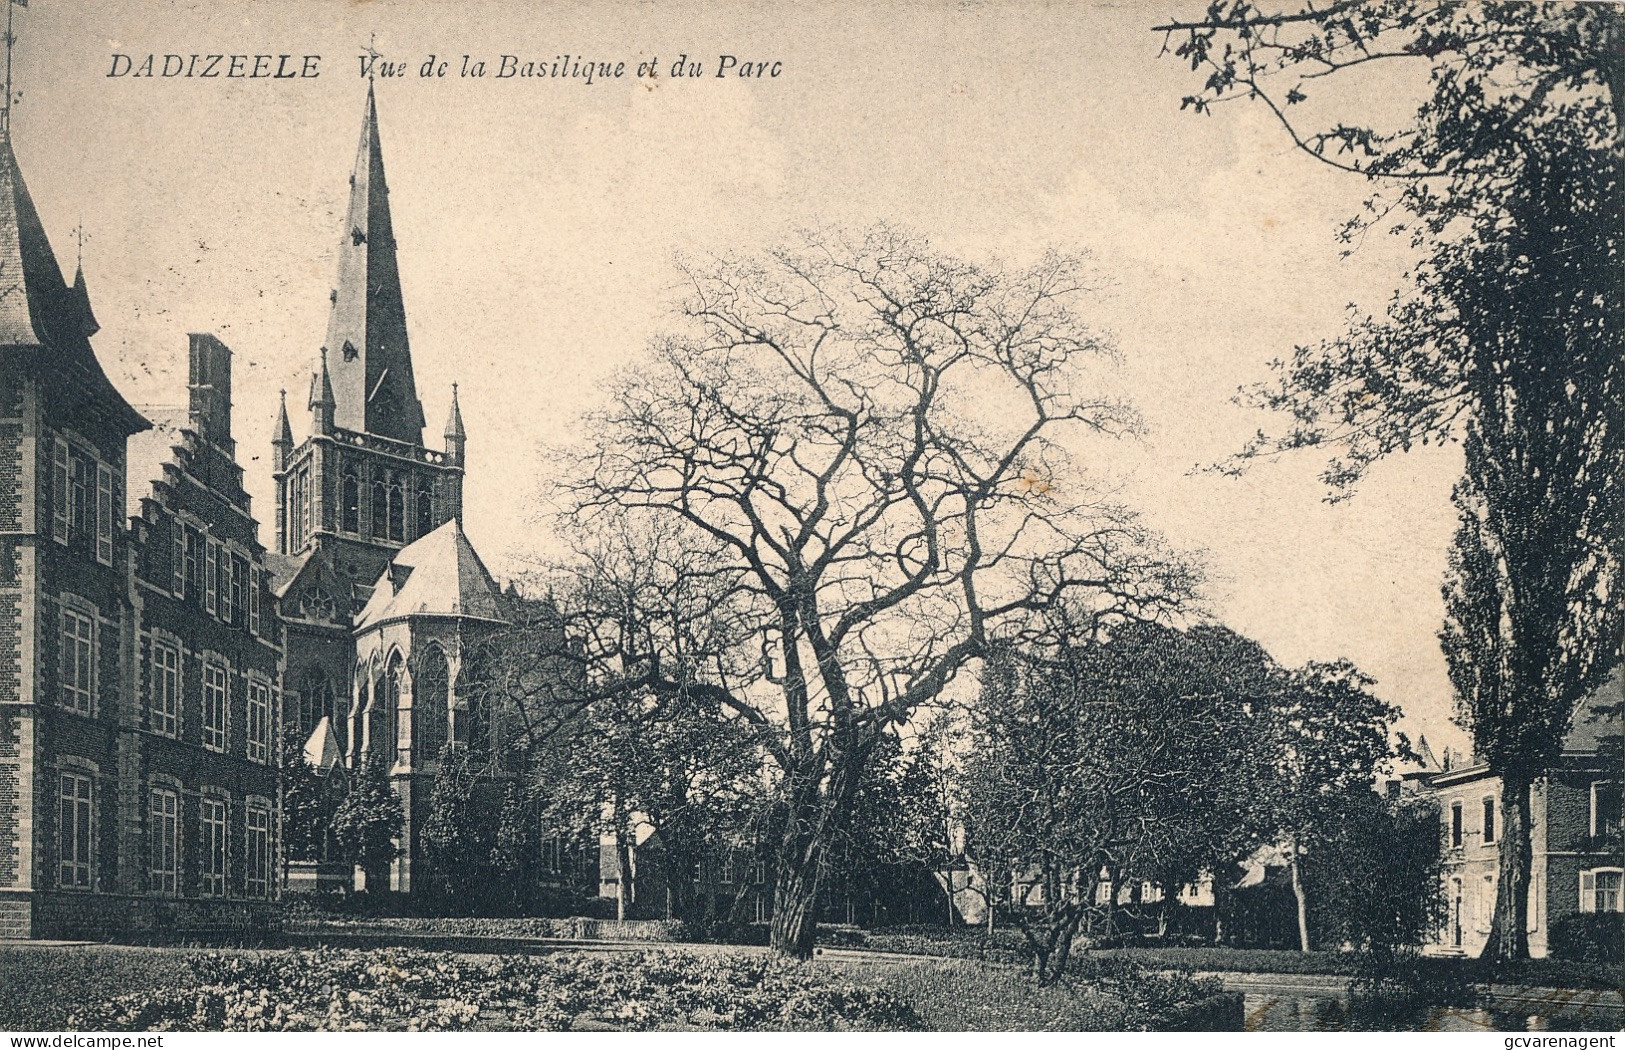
[0,943,1236,1032]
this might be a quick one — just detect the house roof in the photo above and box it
[354,518,506,630]
[0,132,147,434]
[303,716,346,774]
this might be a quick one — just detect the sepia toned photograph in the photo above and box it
[0,0,1619,1036]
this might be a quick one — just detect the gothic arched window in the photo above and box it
[387,482,405,542]
[415,646,449,760]
[415,485,434,539]
[386,653,408,765]
[370,479,388,540]
[341,471,360,534]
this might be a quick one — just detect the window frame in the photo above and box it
[58,770,94,890]
[1482,795,1496,845]
[1450,799,1464,848]
[148,785,180,897]
[200,794,230,899]
[245,799,272,899]
[59,605,96,716]
[1591,780,1621,839]
[202,661,229,753]
[149,639,180,738]
[247,679,271,765]
[1580,867,1624,914]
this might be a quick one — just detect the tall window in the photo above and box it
[245,801,272,898]
[58,771,93,889]
[69,451,90,538]
[370,480,388,540]
[341,471,361,534]
[1482,797,1496,845]
[95,463,114,566]
[148,786,179,896]
[170,516,186,595]
[60,607,95,715]
[248,565,262,636]
[184,527,201,600]
[1580,869,1623,914]
[247,681,271,764]
[387,482,404,542]
[1593,781,1622,839]
[415,485,433,538]
[201,797,228,898]
[1450,801,1463,847]
[415,648,448,761]
[203,663,228,752]
[150,641,180,737]
[205,537,219,616]
[386,656,408,766]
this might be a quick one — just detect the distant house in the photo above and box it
[1413,668,1623,958]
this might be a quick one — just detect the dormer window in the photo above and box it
[342,340,359,362]
[351,226,367,246]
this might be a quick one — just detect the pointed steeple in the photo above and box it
[309,346,336,435]
[322,85,425,444]
[272,389,294,470]
[443,382,466,464]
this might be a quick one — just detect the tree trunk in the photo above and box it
[1483,775,1534,963]
[614,828,633,922]
[769,845,823,958]
[1289,839,1311,952]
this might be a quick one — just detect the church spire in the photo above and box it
[322,84,425,444]
[309,345,335,435]
[444,382,466,464]
[272,388,293,470]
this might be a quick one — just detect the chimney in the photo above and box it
[188,333,234,449]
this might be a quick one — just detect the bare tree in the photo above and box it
[550,225,1199,956]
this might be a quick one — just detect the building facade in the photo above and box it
[1417,670,1623,958]
[0,83,533,937]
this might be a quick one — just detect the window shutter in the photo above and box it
[1580,870,1596,913]
[95,463,114,566]
[171,518,186,596]
[52,437,70,543]
[206,538,219,615]
[249,565,262,636]
[221,554,236,625]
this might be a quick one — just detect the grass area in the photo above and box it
[0,945,195,1030]
[0,943,1233,1032]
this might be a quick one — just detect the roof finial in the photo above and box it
[363,32,380,83]
[3,0,21,138]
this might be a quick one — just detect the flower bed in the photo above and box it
[67,948,920,1032]
[287,914,690,943]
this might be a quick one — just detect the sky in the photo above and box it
[18,0,1468,752]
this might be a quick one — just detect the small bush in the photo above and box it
[1549,912,1624,967]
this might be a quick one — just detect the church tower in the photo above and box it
[271,86,467,753]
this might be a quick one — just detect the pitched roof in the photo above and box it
[354,518,507,630]
[0,133,147,433]
[303,716,346,774]
[322,86,425,444]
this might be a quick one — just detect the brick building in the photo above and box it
[0,84,547,936]
[1417,668,1623,958]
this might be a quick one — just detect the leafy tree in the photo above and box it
[280,722,342,865]
[1162,2,1625,960]
[419,743,498,910]
[1301,791,1445,962]
[962,625,1277,984]
[551,226,1198,956]
[1264,660,1408,951]
[331,754,404,893]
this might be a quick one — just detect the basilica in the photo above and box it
[0,86,515,938]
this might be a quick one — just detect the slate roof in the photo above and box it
[0,132,147,433]
[354,519,506,629]
[322,85,425,443]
